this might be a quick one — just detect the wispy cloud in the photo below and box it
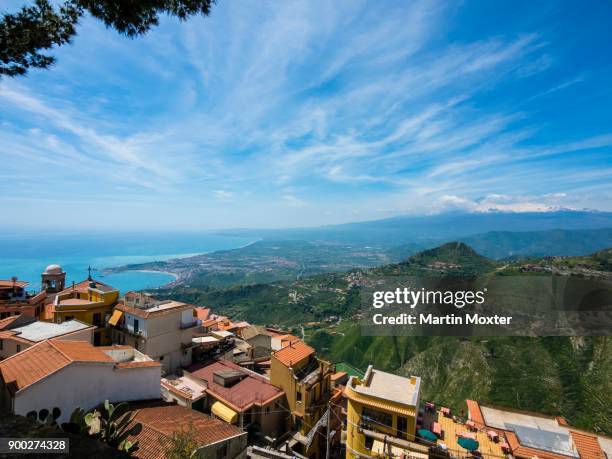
[0,0,611,230]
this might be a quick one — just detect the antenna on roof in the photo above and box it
[87,265,92,281]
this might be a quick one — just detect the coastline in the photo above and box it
[106,238,262,289]
[130,269,180,280]
[130,269,181,289]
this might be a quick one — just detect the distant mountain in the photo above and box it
[233,210,612,246]
[460,228,612,259]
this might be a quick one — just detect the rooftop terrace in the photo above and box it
[349,365,420,406]
[7,319,93,342]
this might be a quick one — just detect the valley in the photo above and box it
[155,242,612,435]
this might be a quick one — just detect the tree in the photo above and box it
[0,0,215,77]
[163,420,199,459]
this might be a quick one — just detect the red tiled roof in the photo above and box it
[0,280,28,288]
[202,318,219,328]
[467,400,609,459]
[186,360,283,412]
[273,340,314,367]
[0,341,71,393]
[570,431,605,459]
[0,340,115,394]
[127,401,245,459]
[51,340,115,362]
[466,399,486,428]
[0,315,19,330]
[0,330,35,345]
[194,307,211,321]
[506,431,574,459]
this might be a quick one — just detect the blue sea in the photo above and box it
[0,232,256,294]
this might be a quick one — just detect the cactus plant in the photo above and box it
[26,407,61,426]
[61,407,87,435]
[84,400,141,454]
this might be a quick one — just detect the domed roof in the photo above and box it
[44,264,63,275]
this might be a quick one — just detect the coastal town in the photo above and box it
[0,265,610,459]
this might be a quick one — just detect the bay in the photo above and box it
[0,231,256,294]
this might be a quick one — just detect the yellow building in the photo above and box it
[44,276,119,345]
[270,340,333,458]
[345,365,427,459]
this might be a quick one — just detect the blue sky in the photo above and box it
[1,0,611,230]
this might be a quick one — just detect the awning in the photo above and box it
[211,401,238,424]
[108,310,123,326]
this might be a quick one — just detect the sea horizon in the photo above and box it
[0,232,257,294]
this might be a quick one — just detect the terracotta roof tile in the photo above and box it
[0,341,71,393]
[202,318,219,328]
[127,401,245,459]
[505,431,573,459]
[186,360,283,411]
[570,431,605,459]
[194,308,211,321]
[0,280,28,288]
[0,330,35,345]
[0,315,20,331]
[51,340,115,362]
[273,340,314,367]
[0,340,114,393]
[466,399,486,428]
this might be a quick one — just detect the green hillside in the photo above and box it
[161,243,612,434]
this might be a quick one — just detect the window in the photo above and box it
[296,390,302,403]
[362,407,393,429]
[134,319,140,334]
[16,344,21,353]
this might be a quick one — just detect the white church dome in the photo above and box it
[44,264,63,275]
